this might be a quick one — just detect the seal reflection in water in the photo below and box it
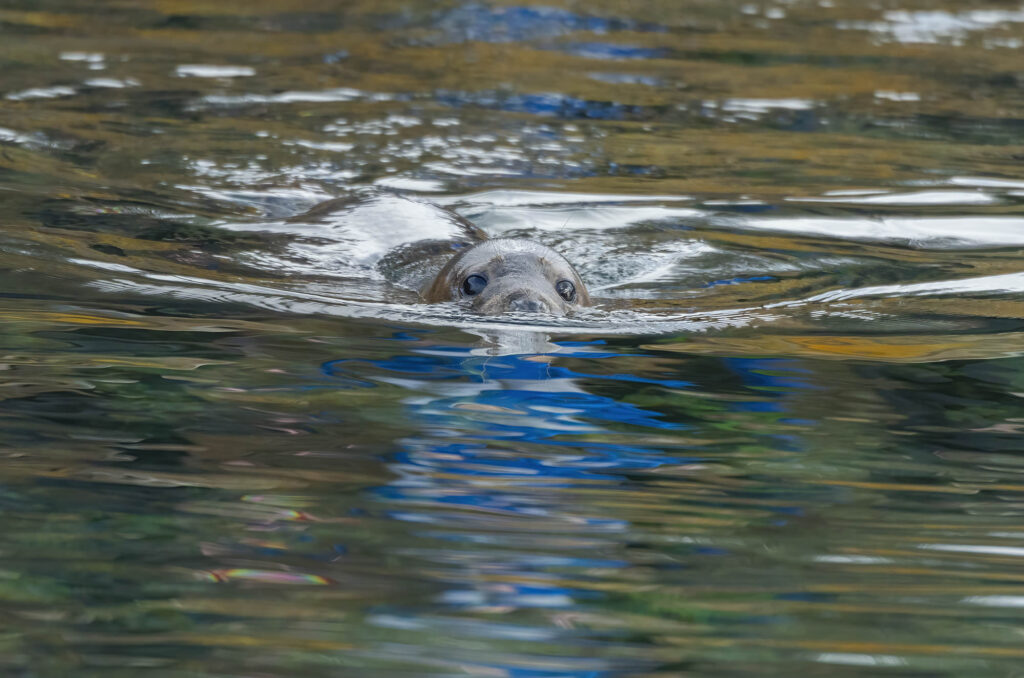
[423,239,590,316]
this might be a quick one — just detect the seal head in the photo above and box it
[422,239,589,316]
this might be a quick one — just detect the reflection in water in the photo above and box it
[1,307,1024,675]
[313,333,841,676]
[3,0,1024,675]
[327,337,707,676]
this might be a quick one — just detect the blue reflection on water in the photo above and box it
[702,275,776,288]
[588,72,663,86]
[324,347,824,495]
[325,348,692,390]
[725,357,818,391]
[435,90,654,120]
[723,358,817,454]
[324,337,822,676]
[562,42,670,60]
[430,4,665,44]
[325,342,697,500]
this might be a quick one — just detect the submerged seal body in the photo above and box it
[423,238,590,316]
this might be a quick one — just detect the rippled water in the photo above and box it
[3,1,1024,676]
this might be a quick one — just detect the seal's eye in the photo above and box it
[462,274,488,296]
[556,280,576,302]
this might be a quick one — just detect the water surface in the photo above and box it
[2,1,1024,676]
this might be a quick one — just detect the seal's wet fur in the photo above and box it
[423,238,589,316]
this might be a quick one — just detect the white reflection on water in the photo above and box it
[797,272,1024,304]
[919,543,1024,557]
[175,64,257,78]
[736,216,1024,247]
[813,555,892,564]
[874,90,921,102]
[721,98,816,113]
[437,190,693,207]
[84,78,140,89]
[374,176,448,192]
[949,176,1024,189]
[5,86,76,101]
[198,88,394,106]
[59,51,104,64]
[283,139,356,152]
[788,190,996,205]
[841,8,1024,44]
[0,127,34,145]
[464,204,703,232]
[816,653,908,667]
[963,596,1024,607]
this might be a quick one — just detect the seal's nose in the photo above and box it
[506,295,548,313]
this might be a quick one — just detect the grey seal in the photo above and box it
[422,238,590,316]
[289,193,589,316]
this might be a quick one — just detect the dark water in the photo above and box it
[3,1,1024,676]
